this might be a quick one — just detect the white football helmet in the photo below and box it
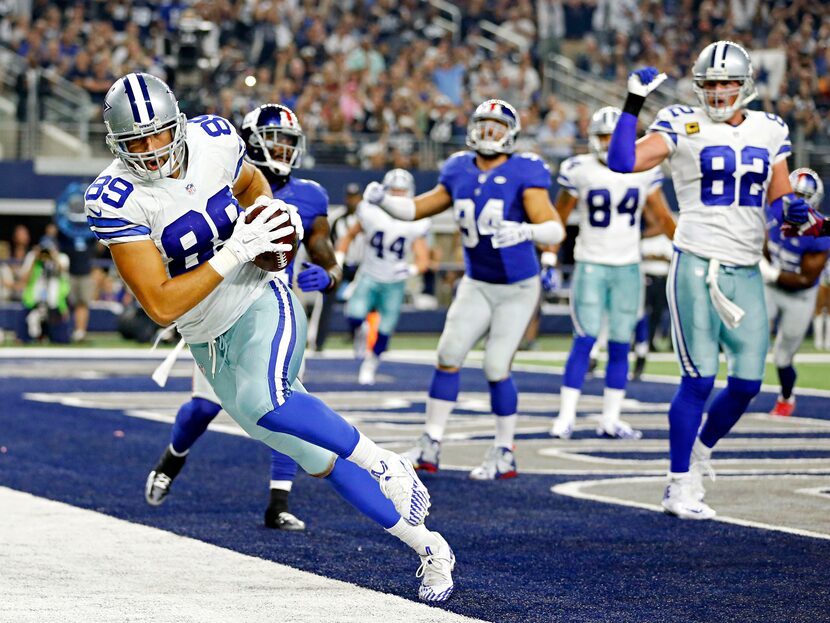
[692,40,757,122]
[382,168,415,198]
[789,168,824,210]
[103,73,187,180]
[588,106,621,164]
[466,99,521,156]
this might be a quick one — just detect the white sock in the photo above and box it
[424,398,455,442]
[668,470,690,483]
[269,480,293,492]
[347,432,387,470]
[692,436,713,460]
[600,388,626,429]
[557,386,581,425]
[814,315,825,350]
[634,341,649,357]
[386,518,438,555]
[494,414,517,448]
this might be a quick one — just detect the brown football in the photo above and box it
[245,204,300,272]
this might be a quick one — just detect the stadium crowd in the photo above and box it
[1,1,828,168]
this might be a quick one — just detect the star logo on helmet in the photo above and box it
[104,101,112,113]
[186,183,196,195]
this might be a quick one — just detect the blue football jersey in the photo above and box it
[274,176,329,280]
[766,202,830,284]
[439,151,552,284]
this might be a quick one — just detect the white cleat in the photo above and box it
[596,420,642,440]
[417,532,456,602]
[468,446,518,480]
[358,353,379,385]
[550,418,573,439]
[662,477,716,520]
[371,453,431,526]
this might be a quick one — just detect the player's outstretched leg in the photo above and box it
[403,368,459,472]
[596,341,641,439]
[662,376,716,520]
[358,331,389,386]
[550,335,595,439]
[146,397,221,506]
[470,377,519,480]
[631,316,650,381]
[264,450,304,531]
[325,458,455,602]
[770,365,797,417]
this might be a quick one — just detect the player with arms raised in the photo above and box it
[549,106,675,441]
[87,73,454,601]
[144,104,343,532]
[607,42,811,519]
[365,99,565,480]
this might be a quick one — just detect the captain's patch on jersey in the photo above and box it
[685,122,700,135]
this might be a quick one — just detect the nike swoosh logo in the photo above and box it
[88,206,102,217]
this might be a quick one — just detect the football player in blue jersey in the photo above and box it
[365,99,565,480]
[145,104,343,531]
[90,75,454,601]
[760,168,830,417]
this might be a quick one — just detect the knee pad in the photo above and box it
[483,351,511,381]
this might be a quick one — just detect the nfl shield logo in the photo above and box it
[186,183,196,195]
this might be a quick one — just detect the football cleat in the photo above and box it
[417,532,456,602]
[662,476,716,520]
[145,446,187,506]
[402,433,441,473]
[469,445,518,480]
[769,396,795,417]
[550,418,573,439]
[358,353,380,386]
[264,508,306,531]
[371,453,431,526]
[596,420,642,440]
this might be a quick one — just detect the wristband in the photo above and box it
[208,246,241,278]
[622,93,646,117]
[540,251,558,267]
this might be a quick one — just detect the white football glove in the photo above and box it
[627,67,668,98]
[492,221,532,249]
[225,202,293,264]
[364,181,386,205]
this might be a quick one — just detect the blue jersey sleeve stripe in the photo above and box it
[87,216,135,228]
[777,143,792,156]
[94,225,151,239]
[234,154,244,180]
[651,120,678,145]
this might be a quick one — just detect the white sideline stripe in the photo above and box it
[0,487,479,623]
[552,476,830,542]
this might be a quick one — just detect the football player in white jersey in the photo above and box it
[85,73,454,601]
[606,41,811,519]
[549,106,675,440]
[760,168,830,417]
[336,169,431,385]
[364,99,566,481]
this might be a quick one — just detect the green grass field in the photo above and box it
[5,332,829,391]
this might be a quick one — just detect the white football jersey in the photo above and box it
[557,154,663,265]
[85,115,271,343]
[648,106,792,266]
[355,200,430,282]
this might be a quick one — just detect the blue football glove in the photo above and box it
[627,67,668,98]
[296,262,332,292]
[541,266,561,293]
[783,194,809,225]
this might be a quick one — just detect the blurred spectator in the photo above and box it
[537,107,576,166]
[19,235,71,343]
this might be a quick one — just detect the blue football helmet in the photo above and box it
[789,168,824,210]
[241,103,305,176]
[466,99,521,156]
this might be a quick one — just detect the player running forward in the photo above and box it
[145,104,343,532]
[87,74,454,601]
[365,99,565,480]
[760,168,830,417]
[607,41,810,519]
[336,168,430,385]
[549,106,675,441]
